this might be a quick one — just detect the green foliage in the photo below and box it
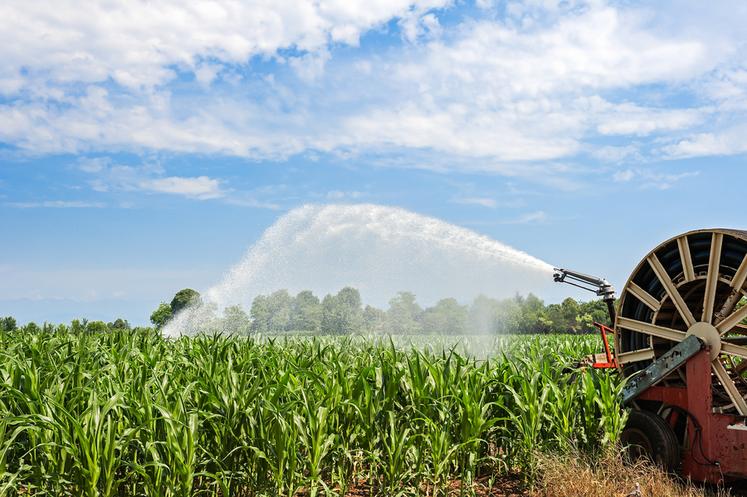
[170,288,201,315]
[321,287,363,334]
[246,289,614,335]
[0,316,16,332]
[222,305,251,335]
[363,304,387,333]
[150,302,172,329]
[108,318,130,330]
[86,320,108,333]
[421,298,468,334]
[0,328,625,496]
[23,321,40,333]
[290,290,322,332]
[386,291,423,334]
[251,289,293,333]
[71,318,87,333]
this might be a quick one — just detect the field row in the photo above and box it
[0,331,626,496]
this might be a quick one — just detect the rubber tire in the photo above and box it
[621,409,680,472]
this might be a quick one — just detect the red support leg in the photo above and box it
[637,348,747,483]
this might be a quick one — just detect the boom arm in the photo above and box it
[553,268,617,323]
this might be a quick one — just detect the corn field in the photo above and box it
[0,329,627,496]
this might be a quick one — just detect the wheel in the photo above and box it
[621,409,680,472]
[616,229,747,415]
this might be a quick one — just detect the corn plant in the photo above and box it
[0,328,625,496]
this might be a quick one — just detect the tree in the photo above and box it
[24,322,40,333]
[250,295,271,333]
[222,305,251,335]
[0,316,17,332]
[468,295,499,334]
[321,294,337,333]
[421,298,468,334]
[267,290,293,332]
[86,321,108,333]
[150,302,173,329]
[290,290,322,333]
[109,318,130,331]
[363,305,387,334]
[170,289,201,315]
[336,287,363,333]
[71,319,86,334]
[579,299,612,328]
[386,291,422,334]
[228,286,623,336]
[518,293,550,334]
[250,290,293,333]
[559,298,580,331]
[321,287,363,334]
[493,297,523,334]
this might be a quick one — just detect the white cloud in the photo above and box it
[1,0,747,177]
[77,157,108,173]
[77,159,226,200]
[592,101,705,136]
[663,126,747,158]
[611,168,699,190]
[503,210,547,224]
[224,196,282,210]
[589,145,641,164]
[75,158,288,207]
[400,11,442,43]
[326,190,364,200]
[138,176,224,200]
[289,49,332,83]
[0,0,449,91]
[5,200,106,208]
[452,196,497,208]
[613,169,635,182]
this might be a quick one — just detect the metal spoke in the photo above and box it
[617,348,656,365]
[617,317,687,342]
[731,253,747,293]
[626,281,659,311]
[712,359,747,415]
[677,235,695,282]
[715,252,747,326]
[702,233,723,323]
[721,342,747,360]
[647,254,696,327]
[717,305,747,336]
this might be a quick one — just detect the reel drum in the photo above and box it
[616,229,747,415]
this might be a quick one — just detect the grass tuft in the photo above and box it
[533,449,730,497]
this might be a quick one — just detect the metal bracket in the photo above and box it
[621,335,704,405]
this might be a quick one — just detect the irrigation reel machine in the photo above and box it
[555,228,747,483]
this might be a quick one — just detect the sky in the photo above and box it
[2,0,747,325]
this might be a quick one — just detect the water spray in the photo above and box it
[165,204,555,336]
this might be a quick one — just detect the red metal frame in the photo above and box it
[589,327,747,482]
[591,322,617,369]
[634,348,747,483]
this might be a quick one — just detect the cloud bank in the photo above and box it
[1,0,746,175]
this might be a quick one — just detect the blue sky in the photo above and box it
[2,0,747,324]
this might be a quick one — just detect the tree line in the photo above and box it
[146,287,612,335]
[0,316,132,334]
[0,288,611,336]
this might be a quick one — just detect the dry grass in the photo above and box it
[532,450,729,497]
